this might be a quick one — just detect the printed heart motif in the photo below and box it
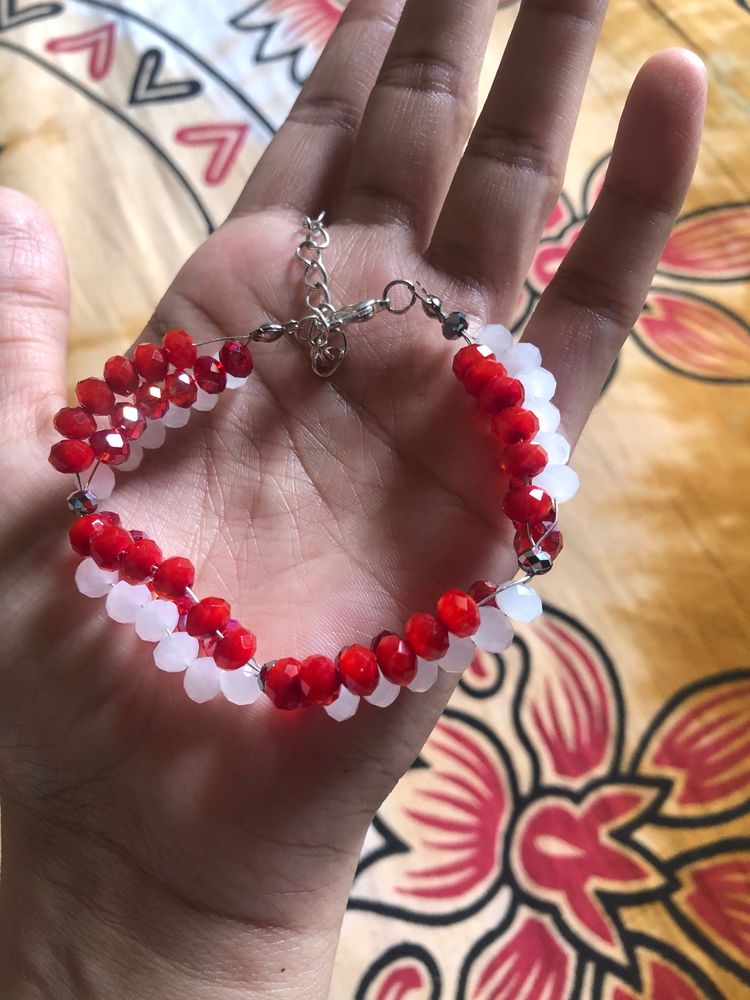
[174,123,250,186]
[45,21,116,81]
[129,48,202,106]
[0,0,62,32]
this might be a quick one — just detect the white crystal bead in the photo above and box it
[439,634,477,674]
[225,373,248,390]
[105,581,152,624]
[117,442,144,472]
[87,463,115,499]
[184,657,221,703]
[533,463,580,502]
[193,388,219,412]
[135,599,178,642]
[533,432,571,466]
[364,676,400,708]
[324,685,360,722]
[497,584,543,623]
[409,657,439,692]
[517,367,557,403]
[500,342,542,376]
[478,323,513,356]
[220,663,262,705]
[75,557,118,598]
[163,404,191,429]
[140,419,167,450]
[527,400,561,434]
[154,632,200,673]
[473,605,514,653]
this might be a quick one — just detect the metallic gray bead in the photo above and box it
[67,489,98,516]
[442,311,469,340]
[517,548,554,576]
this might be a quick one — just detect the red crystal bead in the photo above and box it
[299,655,341,706]
[186,597,231,638]
[501,441,548,478]
[468,579,498,607]
[53,406,96,440]
[111,402,146,441]
[103,355,139,395]
[219,340,254,378]
[134,382,168,420]
[69,510,120,557]
[165,370,198,408]
[89,428,130,466]
[464,359,507,397]
[76,377,115,415]
[194,356,227,394]
[152,556,195,598]
[502,485,554,523]
[452,344,494,381]
[405,613,450,661]
[478,376,524,415]
[374,634,417,685]
[162,328,197,370]
[90,524,132,570]
[262,657,304,709]
[134,343,168,381]
[337,644,379,696]
[514,522,564,561]
[214,625,257,670]
[121,538,163,583]
[491,406,540,445]
[48,439,95,474]
[437,589,480,638]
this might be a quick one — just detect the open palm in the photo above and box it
[0,1,705,996]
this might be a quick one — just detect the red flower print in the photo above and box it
[356,944,440,1000]
[596,936,726,999]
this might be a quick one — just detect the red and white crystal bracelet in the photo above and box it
[48,216,578,721]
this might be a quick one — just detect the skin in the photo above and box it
[0,0,706,996]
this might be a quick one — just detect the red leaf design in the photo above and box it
[660,204,750,282]
[634,671,750,823]
[358,949,438,1000]
[541,193,576,240]
[231,0,343,55]
[175,124,250,186]
[527,223,583,295]
[45,22,116,81]
[462,907,576,999]
[599,942,718,999]
[634,290,750,382]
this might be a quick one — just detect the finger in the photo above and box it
[338,0,498,241]
[0,187,69,441]
[524,48,707,441]
[231,0,405,218]
[429,0,608,308]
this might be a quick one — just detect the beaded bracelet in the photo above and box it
[48,215,578,722]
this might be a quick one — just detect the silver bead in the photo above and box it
[517,547,554,576]
[67,489,98,516]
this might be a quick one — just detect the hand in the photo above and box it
[0,1,705,997]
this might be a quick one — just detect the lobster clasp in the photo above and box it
[331,298,388,327]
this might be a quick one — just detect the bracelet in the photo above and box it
[48,215,578,721]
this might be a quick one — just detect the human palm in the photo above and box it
[0,1,705,996]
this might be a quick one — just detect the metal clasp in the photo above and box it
[331,298,388,327]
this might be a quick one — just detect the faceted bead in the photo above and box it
[405,613,449,662]
[90,524,132,569]
[468,579,498,607]
[184,657,221,703]
[192,388,219,412]
[478,323,513,355]
[516,548,554,576]
[262,658,304,710]
[500,342,542,376]
[337,644,379,697]
[497,583,543,623]
[135,599,179,641]
[90,428,130,466]
[408,657,439,692]
[151,556,195,599]
[75,557,119,598]
[104,355,140,395]
[473,605,514,653]
[324,686,360,722]
[478,376,524,415]
[49,439,95,474]
[54,406,96,440]
[69,510,120,556]
[186,597,231,638]
[76,378,115,415]
[439,634,477,673]
[225,373,248,391]
[502,485,554,523]
[219,340,253,378]
[527,400,561,434]
[134,382,168,420]
[66,489,98,516]
[517,367,557,403]
[491,406,539,446]
[299,655,341,706]
[464,359,506,397]
[442,311,469,340]
[163,404,192,428]
[374,633,418,685]
[194,356,227,394]
[87,463,115,499]
[214,625,257,670]
[220,663,262,705]
[452,343,494,381]
[154,632,200,673]
[162,328,197,370]
[533,464,580,503]
[111,402,146,441]
[165,370,197,408]
[118,442,144,472]
[134,343,168,381]
[501,441,548,479]
[514,521,564,561]
[121,538,163,583]
[533,432,570,467]
[139,419,167,450]
[364,675,401,708]
[105,580,152,624]
[437,590,480,637]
